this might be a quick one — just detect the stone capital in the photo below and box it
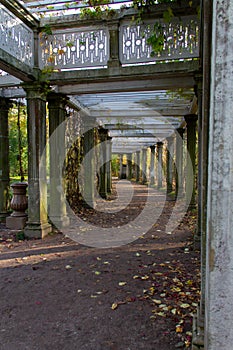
[47,92,69,109]
[157,141,163,148]
[0,97,13,111]
[176,127,185,138]
[21,82,51,101]
[184,114,198,124]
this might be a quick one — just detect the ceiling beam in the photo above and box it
[53,60,198,94]
[0,49,36,82]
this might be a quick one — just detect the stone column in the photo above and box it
[126,153,133,180]
[135,150,140,182]
[156,142,163,190]
[184,114,198,209]
[141,148,147,184]
[83,121,96,208]
[119,154,123,179]
[0,98,11,221]
[98,128,108,199]
[150,145,155,186]
[22,83,52,238]
[166,135,174,195]
[204,2,233,349]
[47,93,69,229]
[175,128,184,198]
[106,136,112,194]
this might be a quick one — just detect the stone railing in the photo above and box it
[40,15,199,70]
[0,1,200,71]
[40,27,109,69]
[0,4,34,67]
[120,16,199,65]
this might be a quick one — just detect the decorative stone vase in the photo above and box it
[10,182,28,217]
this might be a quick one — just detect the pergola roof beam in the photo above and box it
[1,0,39,28]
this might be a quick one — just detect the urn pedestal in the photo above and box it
[6,182,28,230]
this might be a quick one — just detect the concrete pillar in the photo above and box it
[156,142,163,189]
[83,123,95,208]
[47,93,69,228]
[135,151,140,182]
[150,145,155,186]
[106,137,112,194]
[185,114,198,209]
[205,1,233,349]
[175,128,184,198]
[126,153,133,180]
[141,148,147,184]
[22,83,52,238]
[98,128,108,199]
[0,98,11,221]
[166,135,174,195]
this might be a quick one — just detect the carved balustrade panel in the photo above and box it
[119,15,199,64]
[0,4,34,67]
[40,27,109,69]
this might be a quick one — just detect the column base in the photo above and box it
[82,199,96,210]
[24,222,52,239]
[192,307,204,350]
[6,216,27,230]
[49,215,70,230]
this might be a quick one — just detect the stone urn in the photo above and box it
[10,182,28,217]
[6,182,28,230]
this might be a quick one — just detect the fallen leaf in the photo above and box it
[180,303,190,309]
[118,282,127,286]
[133,275,140,279]
[111,303,118,310]
[176,325,183,333]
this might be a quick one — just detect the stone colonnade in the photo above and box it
[0,84,114,237]
[0,85,198,241]
[117,117,197,203]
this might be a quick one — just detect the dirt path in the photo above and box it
[0,180,200,350]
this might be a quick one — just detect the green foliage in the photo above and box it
[111,155,120,176]
[146,23,165,56]
[9,102,28,178]
[41,24,53,36]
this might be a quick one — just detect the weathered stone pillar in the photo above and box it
[47,93,69,228]
[0,98,10,221]
[126,153,133,180]
[195,76,203,244]
[166,135,174,195]
[83,121,96,208]
[156,142,163,190]
[98,128,108,199]
[23,83,52,238]
[175,128,184,198]
[204,2,233,349]
[141,148,147,184]
[135,150,140,182]
[106,136,112,194]
[150,145,155,186]
[185,114,198,209]
[119,154,123,179]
